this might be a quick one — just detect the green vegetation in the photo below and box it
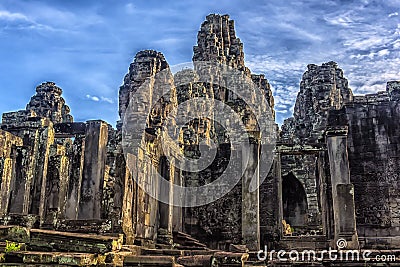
[0,240,23,261]
[4,240,22,253]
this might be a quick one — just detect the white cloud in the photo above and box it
[0,8,56,31]
[86,94,114,104]
[86,94,100,102]
[0,10,28,21]
[101,97,114,104]
[389,12,398,17]
[324,13,355,27]
[377,49,390,57]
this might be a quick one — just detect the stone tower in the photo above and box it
[26,82,73,124]
[282,61,353,143]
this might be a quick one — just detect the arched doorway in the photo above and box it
[282,172,308,228]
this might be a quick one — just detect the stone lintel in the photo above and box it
[53,122,87,137]
[325,126,348,136]
[1,118,52,138]
[275,143,325,155]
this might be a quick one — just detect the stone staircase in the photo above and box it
[2,226,395,266]
[172,231,208,250]
[0,226,250,266]
[0,225,124,266]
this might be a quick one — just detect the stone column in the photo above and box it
[241,139,260,251]
[0,156,15,214]
[78,120,108,220]
[9,146,31,214]
[8,120,52,216]
[157,156,174,246]
[29,120,54,224]
[172,159,183,232]
[326,127,359,249]
[0,131,21,215]
[317,151,332,238]
[276,152,283,237]
[122,152,135,245]
[43,145,70,225]
[65,135,85,219]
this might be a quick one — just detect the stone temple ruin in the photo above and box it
[0,13,399,266]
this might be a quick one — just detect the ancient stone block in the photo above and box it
[78,120,109,220]
[28,229,123,254]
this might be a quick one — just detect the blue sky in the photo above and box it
[0,0,399,125]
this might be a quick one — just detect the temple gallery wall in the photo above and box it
[0,13,399,266]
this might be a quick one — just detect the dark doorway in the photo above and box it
[282,172,308,228]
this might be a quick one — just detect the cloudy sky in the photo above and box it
[0,0,399,125]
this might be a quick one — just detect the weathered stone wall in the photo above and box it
[0,130,23,215]
[0,116,55,225]
[278,62,353,237]
[180,14,275,250]
[0,83,121,233]
[183,146,242,250]
[259,158,280,248]
[281,154,321,227]
[251,74,275,120]
[113,14,277,250]
[328,81,400,239]
[118,49,180,245]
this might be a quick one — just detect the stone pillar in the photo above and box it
[9,146,31,214]
[276,152,283,237]
[65,135,85,219]
[326,127,359,249]
[241,139,260,251]
[78,120,108,220]
[43,145,70,225]
[110,138,128,235]
[122,153,135,245]
[172,159,183,232]
[29,120,54,224]
[317,151,332,238]
[0,159,14,214]
[0,130,22,215]
[58,149,70,219]
[158,156,174,246]
[158,156,170,230]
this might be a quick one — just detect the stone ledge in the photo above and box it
[123,255,176,267]
[28,229,123,254]
[2,251,98,266]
